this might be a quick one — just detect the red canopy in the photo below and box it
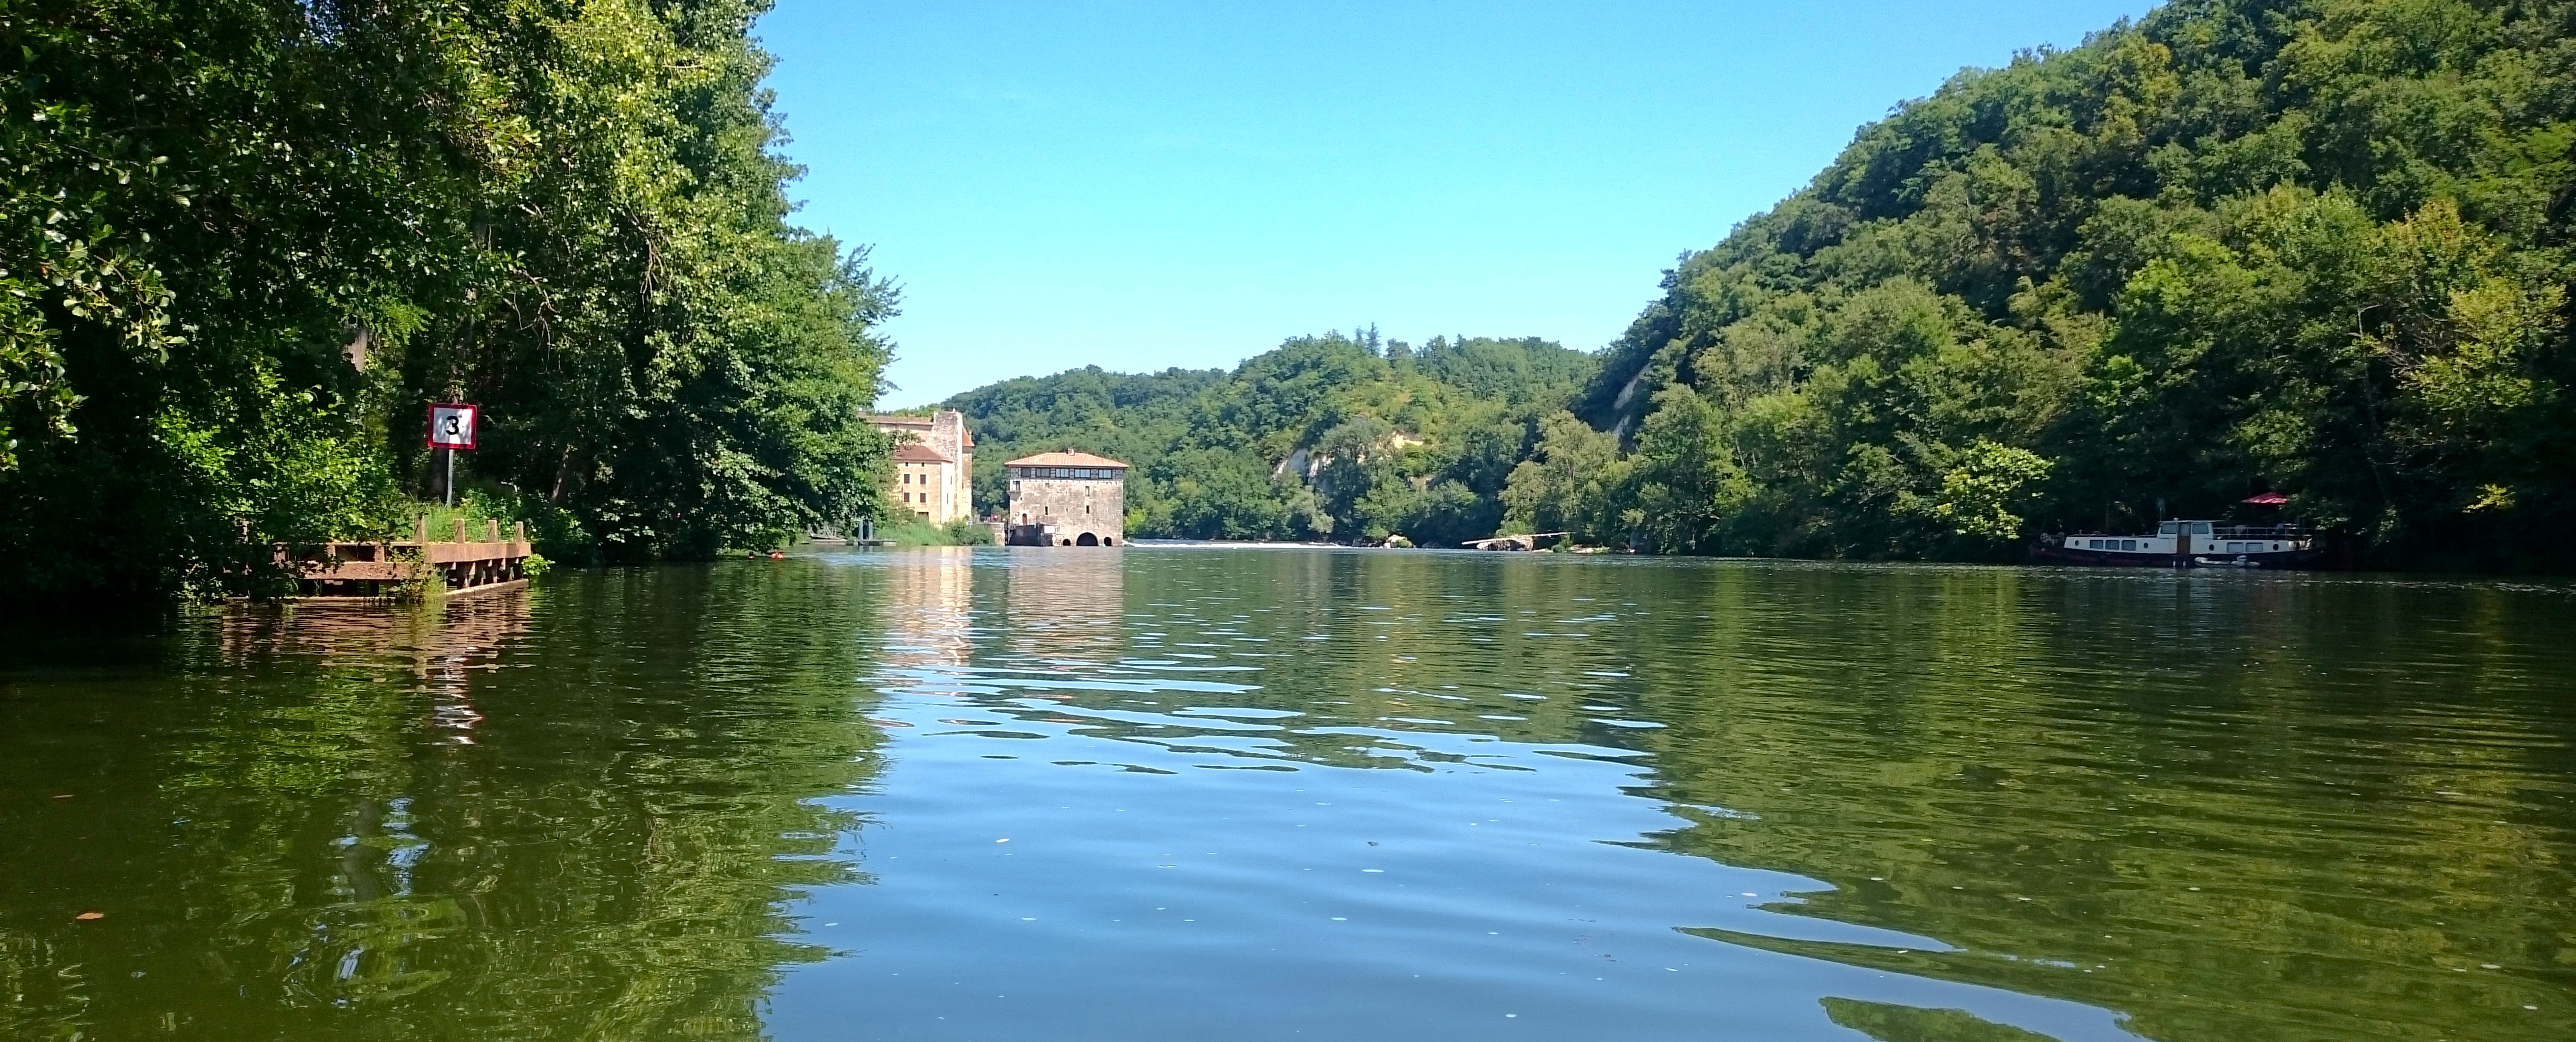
[2241,491,2290,505]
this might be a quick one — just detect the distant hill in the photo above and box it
[943,331,1596,545]
[1521,0,2576,569]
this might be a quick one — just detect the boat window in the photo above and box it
[2191,522,2213,535]
[2159,521,2179,535]
[2087,539,2102,549]
[2120,540,2138,551]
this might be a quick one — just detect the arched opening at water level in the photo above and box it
[1075,532,1099,546]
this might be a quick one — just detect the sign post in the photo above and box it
[426,403,480,508]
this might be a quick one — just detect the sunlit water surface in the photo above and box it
[4,547,2574,1041]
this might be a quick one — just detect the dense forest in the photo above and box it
[0,0,894,606]
[945,330,1595,546]
[10,0,2570,587]
[1530,0,2576,569]
[951,0,2576,570]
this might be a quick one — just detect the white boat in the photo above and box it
[2038,521,2320,569]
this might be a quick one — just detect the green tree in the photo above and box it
[1573,0,2576,570]
[0,0,897,606]
[947,330,1596,545]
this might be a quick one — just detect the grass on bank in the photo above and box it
[401,492,989,567]
[876,518,995,547]
[401,492,553,576]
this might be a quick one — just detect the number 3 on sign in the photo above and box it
[427,403,480,450]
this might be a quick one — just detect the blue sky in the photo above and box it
[755,1,2159,407]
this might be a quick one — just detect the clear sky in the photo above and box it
[754,1,2159,407]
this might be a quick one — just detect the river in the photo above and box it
[3,547,2571,1040]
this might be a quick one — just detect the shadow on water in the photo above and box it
[0,565,893,1040]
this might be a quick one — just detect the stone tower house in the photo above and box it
[1003,451,1127,546]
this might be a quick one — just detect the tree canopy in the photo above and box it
[945,330,1596,546]
[0,0,894,605]
[1542,0,2576,569]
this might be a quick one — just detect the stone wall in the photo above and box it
[1007,475,1124,546]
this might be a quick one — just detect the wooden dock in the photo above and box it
[288,518,534,599]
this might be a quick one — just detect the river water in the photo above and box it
[3,547,2572,1041]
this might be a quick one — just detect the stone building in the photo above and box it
[870,411,973,524]
[1003,451,1127,546]
[889,442,964,521]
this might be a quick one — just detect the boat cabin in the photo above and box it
[2045,521,2316,568]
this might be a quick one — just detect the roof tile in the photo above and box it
[1005,450,1128,469]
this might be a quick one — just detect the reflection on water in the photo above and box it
[1,570,886,1039]
[4,549,2573,1041]
[882,547,976,671]
[811,550,2576,1041]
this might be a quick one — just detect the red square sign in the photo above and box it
[427,403,479,450]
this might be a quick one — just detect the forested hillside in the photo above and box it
[0,0,894,605]
[945,331,1594,545]
[1522,0,2576,569]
